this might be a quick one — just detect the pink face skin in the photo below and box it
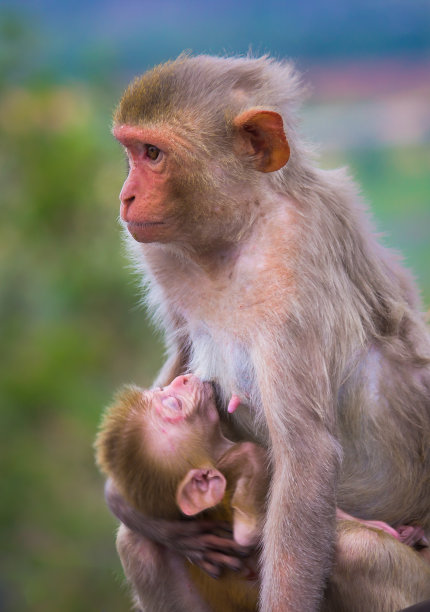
[113,124,189,244]
[142,375,222,458]
[148,374,218,425]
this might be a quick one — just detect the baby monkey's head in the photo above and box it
[96,375,230,519]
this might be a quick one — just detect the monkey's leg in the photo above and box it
[336,508,401,539]
[337,509,430,549]
[323,520,430,612]
[117,524,212,612]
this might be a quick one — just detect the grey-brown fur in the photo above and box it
[114,54,430,611]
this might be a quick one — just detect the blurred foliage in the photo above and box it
[0,56,163,612]
[324,145,430,305]
[0,13,429,612]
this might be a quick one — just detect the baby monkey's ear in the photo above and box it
[176,467,226,515]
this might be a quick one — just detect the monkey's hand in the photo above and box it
[104,478,252,578]
[158,519,252,579]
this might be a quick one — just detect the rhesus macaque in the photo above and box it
[96,375,267,612]
[96,376,430,612]
[109,55,430,611]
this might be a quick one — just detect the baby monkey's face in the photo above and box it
[149,374,219,426]
[142,375,221,460]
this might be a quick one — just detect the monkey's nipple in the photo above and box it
[227,394,242,414]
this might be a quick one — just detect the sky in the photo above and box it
[4,0,430,84]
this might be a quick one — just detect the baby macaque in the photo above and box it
[96,374,267,611]
[96,375,430,612]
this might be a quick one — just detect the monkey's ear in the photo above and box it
[233,109,290,172]
[176,468,226,515]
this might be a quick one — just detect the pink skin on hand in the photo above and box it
[227,395,242,414]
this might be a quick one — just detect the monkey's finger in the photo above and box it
[185,551,223,578]
[183,520,233,536]
[212,523,234,537]
[203,551,243,572]
[198,560,222,580]
[212,521,234,533]
[197,534,252,556]
[174,536,228,553]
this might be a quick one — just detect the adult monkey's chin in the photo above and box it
[126,221,165,243]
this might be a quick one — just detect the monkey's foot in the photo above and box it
[337,509,429,548]
[396,525,429,548]
[337,509,400,540]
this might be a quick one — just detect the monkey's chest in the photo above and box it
[188,323,269,442]
[173,232,294,333]
[189,322,254,395]
[149,240,294,425]
[168,255,291,407]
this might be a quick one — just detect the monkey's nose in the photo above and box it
[170,374,194,391]
[119,178,137,218]
[121,195,135,206]
[119,195,136,222]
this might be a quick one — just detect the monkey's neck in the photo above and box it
[183,240,243,276]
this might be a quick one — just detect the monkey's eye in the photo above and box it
[161,396,182,412]
[146,144,162,162]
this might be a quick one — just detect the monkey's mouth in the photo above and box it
[127,221,164,228]
[127,221,165,243]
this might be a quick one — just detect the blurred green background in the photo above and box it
[0,1,429,610]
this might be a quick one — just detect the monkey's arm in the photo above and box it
[262,421,337,611]
[104,478,250,578]
[254,344,339,612]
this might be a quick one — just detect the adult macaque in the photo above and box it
[96,376,430,612]
[110,55,430,611]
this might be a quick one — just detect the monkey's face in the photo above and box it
[141,375,222,463]
[150,374,218,425]
[113,124,198,244]
[136,374,225,466]
[113,63,290,250]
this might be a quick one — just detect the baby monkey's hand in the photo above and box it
[104,478,252,578]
